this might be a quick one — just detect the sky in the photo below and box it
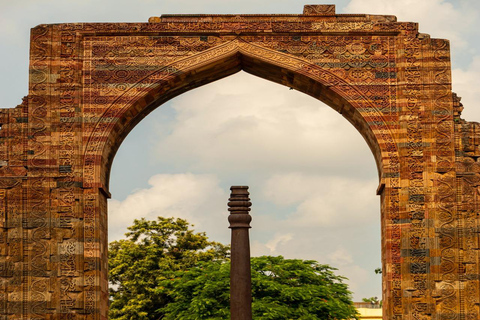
[1,0,480,301]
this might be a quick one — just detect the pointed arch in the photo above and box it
[83,39,398,191]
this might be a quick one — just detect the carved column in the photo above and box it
[228,186,252,320]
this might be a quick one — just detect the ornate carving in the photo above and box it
[25,23,52,320]
[55,29,82,317]
[433,39,454,173]
[303,5,335,15]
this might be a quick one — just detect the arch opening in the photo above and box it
[107,69,383,305]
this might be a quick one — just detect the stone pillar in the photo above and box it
[228,186,252,320]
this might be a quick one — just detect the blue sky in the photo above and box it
[2,0,480,301]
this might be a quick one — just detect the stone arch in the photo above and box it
[86,39,397,191]
[0,4,478,320]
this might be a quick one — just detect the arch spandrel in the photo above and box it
[0,5,478,320]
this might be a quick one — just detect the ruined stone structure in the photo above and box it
[0,4,478,319]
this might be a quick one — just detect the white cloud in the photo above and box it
[264,233,294,253]
[108,173,228,242]
[250,217,379,300]
[328,246,354,266]
[344,0,474,49]
[326,247,371,295]
[153,71,377,180]
[262,173,379,227]
[336,264,371,296]
[452,56,480,121]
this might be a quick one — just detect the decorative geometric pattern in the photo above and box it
[0,4,477,319]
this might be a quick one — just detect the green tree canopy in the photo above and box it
[108,217,358,320]
[161,256,358,320]
[108,217,229,320]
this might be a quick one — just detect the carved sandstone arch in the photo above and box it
[87,39,396,190]
[0,4,478,320]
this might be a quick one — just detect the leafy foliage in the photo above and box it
[362,296,381,307]
[108,217,229,320]
[161,256,358,320]
[109,217,358,320]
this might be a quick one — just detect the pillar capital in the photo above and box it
[228,186,252,229]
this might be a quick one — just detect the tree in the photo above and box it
[161,256,359,320]
[109,217,358,320]
[108,217,229,320]
[362,296,381,306]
